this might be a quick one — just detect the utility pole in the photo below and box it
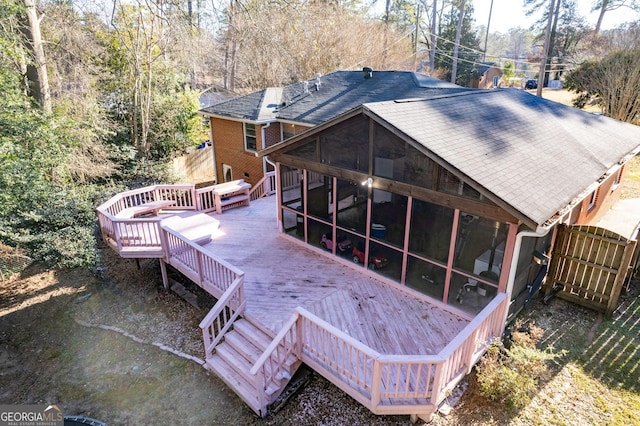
[451,0,466,84]
[537,0,555,97]
[482,0,493,62]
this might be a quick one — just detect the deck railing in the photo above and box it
[160,221,247,361]
[432,293,508,399]
[97,184,200,255]
[102,184,196,217]
[163,226,244,303]
[195,186,217,213]
[263,293,509,415]
[250,311,301,412]
[199,276,246,360]
[250,171,277,201]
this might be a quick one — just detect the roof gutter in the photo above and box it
[199,110,275,126]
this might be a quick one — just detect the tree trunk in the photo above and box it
[545,0,561,86]
[430,0,437,76]
[22,0,51,113]
[537,0,555,96]
[223,0,238,92]
[594,0,609,35]
[451,0,466,84]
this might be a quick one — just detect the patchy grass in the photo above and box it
[622,155,640,199]
[431,283,640,426]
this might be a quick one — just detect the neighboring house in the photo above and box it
[199,69,471,187]
[472,62,502,89]
[261,88,640,320]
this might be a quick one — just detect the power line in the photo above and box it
[429,32,578,70]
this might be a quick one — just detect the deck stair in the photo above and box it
[204,318,301,416]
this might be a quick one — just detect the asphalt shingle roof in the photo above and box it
[200,70,470,124]
[363,89,640,227]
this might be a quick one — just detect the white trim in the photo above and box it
[243,122,257,152]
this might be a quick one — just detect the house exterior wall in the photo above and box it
[573,165,628,226]
[210,117,264,187]
[479,68,502,89]
[264,123,282,148]
[210,119,314,185]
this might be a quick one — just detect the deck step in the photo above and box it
[224,331,264,363]
[204,318,299,416]
[232,319,273,349]
[205,353,262,414]
[215,343,254,380]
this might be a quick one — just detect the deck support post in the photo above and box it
[160,259,169,290]
[409,414,419,424]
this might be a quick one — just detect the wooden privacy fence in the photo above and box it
[547,224,637,317]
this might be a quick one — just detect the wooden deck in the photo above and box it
[97,182,509,420]
[191,195,469,355]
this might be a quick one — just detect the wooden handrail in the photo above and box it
[284,299,507,412]
[250,311,301,376]
[97,184,197,218]
[249,171,276,201]
[162,225,243,276]
[438,293,508,359]
[199,276,246,358]
[295,307,382,357]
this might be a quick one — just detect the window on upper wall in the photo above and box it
[244,123,257,152]
[282,123,296,140]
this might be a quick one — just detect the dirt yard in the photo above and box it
[0,244,412,425]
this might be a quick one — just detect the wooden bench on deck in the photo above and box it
[213,180,251,214]
[115,200,176,218]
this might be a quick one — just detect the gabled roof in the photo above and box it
[263,89,640,228]
[200,70,471,125]
[476,62,500,76]
[363,89,640,227]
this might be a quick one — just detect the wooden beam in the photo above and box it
[271,153,520,224]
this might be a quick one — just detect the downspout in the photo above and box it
[504,225,551,323]
[260,121,274,175]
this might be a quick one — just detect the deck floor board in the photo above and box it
[187,196,469,356]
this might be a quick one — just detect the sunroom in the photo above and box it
[264,106,525,317]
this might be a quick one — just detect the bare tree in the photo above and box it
[21,0,51,113]
[593,0,640,35]
[565,46,640,123]
[226,1,412,90]
[430,0,437,75]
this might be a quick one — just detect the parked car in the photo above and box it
[352,242,388,270]
[524,79,538,90]
[321,233,352,254]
